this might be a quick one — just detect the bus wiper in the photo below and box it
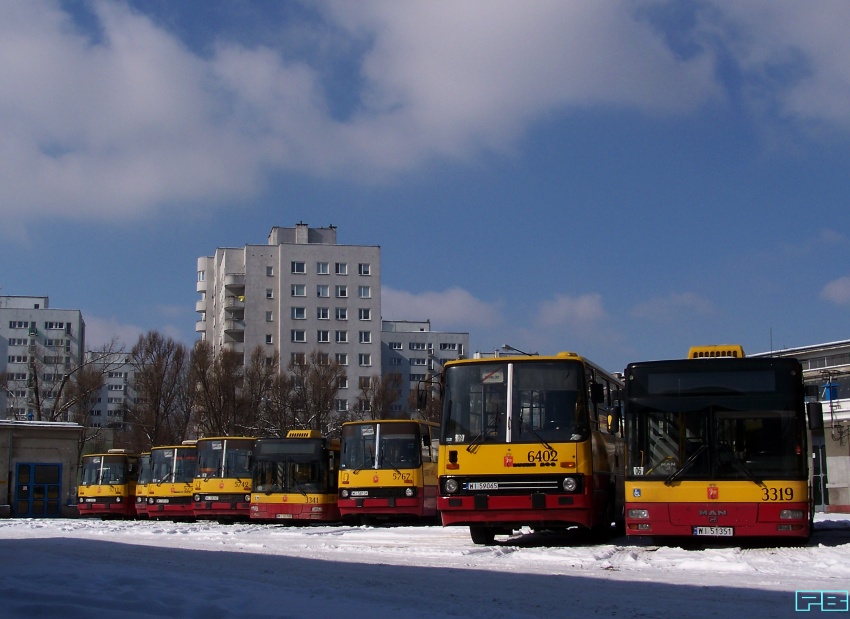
[717,443,765,487]
[518,413,555,451]
[379,449,403,476]
[466,412,500,453]
[664,444,708,486]
[353,447,374,474]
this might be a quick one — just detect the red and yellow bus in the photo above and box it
[77,449,140,518]
[624,345,813,541]
[338,420,439,524]
[193,437,254,520]
[146,441,198,519]
[134,452,151,518]
[250,431,340,522]
[437,352,625,544]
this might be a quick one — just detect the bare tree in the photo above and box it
[289,350,348,435]
[357,372,403,420]
[191,341,246,437]
[127,331,191,449]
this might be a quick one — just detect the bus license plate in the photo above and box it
[276,514,293,519]
[85,498,97,502]
[693,526,733,537]
[467,482,499,490]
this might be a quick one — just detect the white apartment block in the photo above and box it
[0,296,85,421]
[381,320,468,415]
[84,352,134,430]
[196,224,381,414]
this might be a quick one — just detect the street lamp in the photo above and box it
[501,344,537,356]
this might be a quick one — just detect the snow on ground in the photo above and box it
[1,515,849,618]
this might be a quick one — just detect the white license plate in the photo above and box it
[205,496,219,501]
[467,482,499,490]
[693,526,733,537]
[350,491,368,497]
[84,498,97,503]
[276,513,293,519]
[155,499,170,504]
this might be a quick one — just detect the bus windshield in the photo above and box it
[340,422,421,470]
[151,448,197,484]
[626,361,806,481]
[252,439,330,494]
[80,455,130,485]
[441,360,588,445]
[197,439,253,479]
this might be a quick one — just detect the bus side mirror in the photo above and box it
[416,388,427,410]
[608,405,621,435]
[807,402,824,431]
[590,383,604,404]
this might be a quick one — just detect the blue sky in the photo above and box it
[1,0,849,373]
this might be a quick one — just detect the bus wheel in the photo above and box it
[469,526,496,545]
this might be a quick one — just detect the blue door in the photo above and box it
[15,463,62,517]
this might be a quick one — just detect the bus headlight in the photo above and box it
[779,509,804,520]
[244,494,251,503]
[404,487,415,497]
[628,509,650,519]
[78,497,84,504]
[340,489,349,499]
[444,478,459,494]
[562,477,577,492]
[193,494,201,502]
[115,497,121,503]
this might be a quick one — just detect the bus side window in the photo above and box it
[420,425,432,463]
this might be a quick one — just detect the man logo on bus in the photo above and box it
[707,485,719,500]
[504,450,513,467]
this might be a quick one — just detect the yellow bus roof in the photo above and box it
[687,344,745,359]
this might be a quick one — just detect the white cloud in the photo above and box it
[535,293,606,328]
[381,286,502,330]
[3,0,850,229]
[707,1,850,129]
[821,276,850,306]
[82,314,145,351]
[630,292,715,322]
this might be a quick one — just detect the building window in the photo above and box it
[317,330,330,343]
[389,342,402,350]
[291,307,306,320]
[409,342,427,350]
[265,334,273,344]
[317,307,329,320]
[44,322,66,330]
[359,331,372,344]
[359,353,372,367]
[266,311,274,322]
[410,358,427,366]
[317,261,329,275]
[336,353,348,366]
[317,285,329,298]
[266,266,274,276]
[335,285,348,298]
[358,308,371,321]
[359,376,371,389]
[335,399,348,412]
[291,352,306,366]
[389,357,402,366]
[316,352,330,365]
[358,286,371,299]
[409,373,426,382]
[291,261,306,274]
[197,271,205,282]
[440,343,458,350]
[291,330,306,343]
[335,330,348,343]
[336,307,348,321]
[9,321,29,329]
[266,288,274,299]
[358,263,371,276]
[291,284,306,297]
[335,262,347,275]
